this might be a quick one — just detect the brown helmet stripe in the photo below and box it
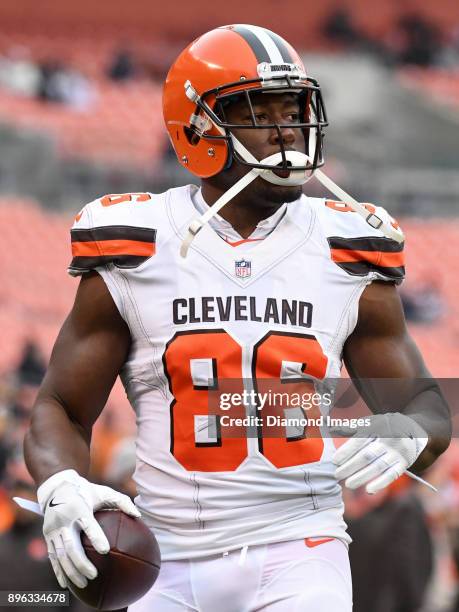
[232,25,272,64]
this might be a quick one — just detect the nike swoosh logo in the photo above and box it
[49,498,64,508]
[304,537,335,548]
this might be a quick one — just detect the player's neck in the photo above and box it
[201,183,281,239]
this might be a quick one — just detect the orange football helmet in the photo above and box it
[163,24,328,179]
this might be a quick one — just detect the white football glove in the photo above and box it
[37,469,141,589]
[332,413,428,495]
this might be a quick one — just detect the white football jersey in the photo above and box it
[69,185,404,560]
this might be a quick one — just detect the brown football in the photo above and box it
[69,509,161,611]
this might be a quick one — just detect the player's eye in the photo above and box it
[254,112,270,124]
[285,112,301,123]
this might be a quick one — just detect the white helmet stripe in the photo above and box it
[239,24,284,64]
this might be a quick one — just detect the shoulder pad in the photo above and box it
[319,200,405,284]
[68,192,157,276]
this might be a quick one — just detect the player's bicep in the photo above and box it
[343,281,431,412]
[344,281,427,376]
[37,271,131,431]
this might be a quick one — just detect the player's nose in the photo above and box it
[268,120,297,148]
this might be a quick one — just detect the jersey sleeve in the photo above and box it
[67,193,157,276]
[319,200,405,284]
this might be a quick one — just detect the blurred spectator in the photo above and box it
[107,49,136,82]
[37,60,61,102]
[321,7,387,60]
[413,443,459,610]
[346,479,433,612]
[400,283,445,324]
[322,7,363,47]
[0,387,37,481]
[390,12,441,67]
[16,341,46,386]
[57,68,95,110]
[0,46,41,97]
[10,385,37,422]
[437,26,459,69]
[37,61,95,110]
[0,407,9,481]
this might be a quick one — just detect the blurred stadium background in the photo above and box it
[0,1,458,610]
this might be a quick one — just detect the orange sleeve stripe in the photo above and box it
[72,239,155,258]
[331,248,405,268]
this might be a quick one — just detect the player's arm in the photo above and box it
[24,271,140,589]
[24,271,130,483]
[334,281,451,492]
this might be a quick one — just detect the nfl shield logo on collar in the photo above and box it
[235,259,251,278]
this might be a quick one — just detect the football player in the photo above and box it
[24,25,450,611]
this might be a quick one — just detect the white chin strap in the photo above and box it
[180,123,404,258]
[180,136,316,258]
[231,135,314,187]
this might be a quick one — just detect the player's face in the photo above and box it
[217,91,306,206]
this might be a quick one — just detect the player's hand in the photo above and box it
[37,469,141,589]
[332,413,428,495]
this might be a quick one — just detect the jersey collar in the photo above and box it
[168,185,315,287]
[191,187,288,243]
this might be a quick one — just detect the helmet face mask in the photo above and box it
[163,24,328,180]
[194,75,328,174]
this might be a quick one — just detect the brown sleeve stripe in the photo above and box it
[69,225,156,272]
[327,236,405,280]
[69,255,151,273]
[71,225,156,243]
[328,236,404,253]
[332,261,405,279]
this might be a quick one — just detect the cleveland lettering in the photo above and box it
[172,296,313,327]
